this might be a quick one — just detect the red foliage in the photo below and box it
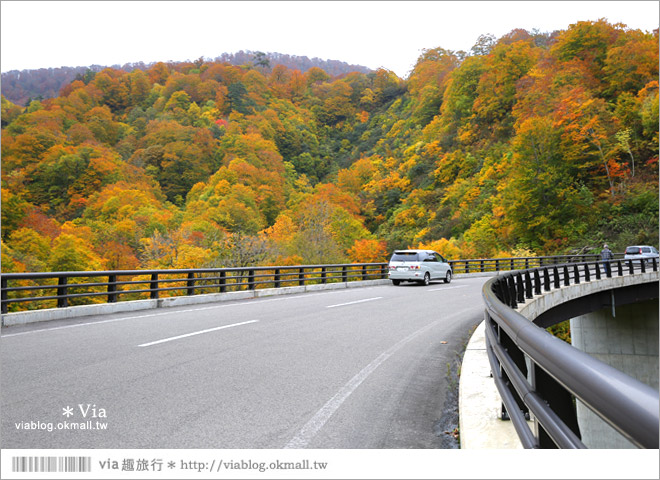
[19,207,61,240]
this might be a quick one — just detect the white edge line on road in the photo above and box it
[427,285,469,292]
[1,313,170,338]
[283,318,443,449]
[325,297,383,309]
[137,320,259,347]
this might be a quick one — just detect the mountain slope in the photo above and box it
[1,21,657,281]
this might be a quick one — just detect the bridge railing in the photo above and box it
[0,263,389,314]
[483,258,659,448]
[448,253,623,275]
[0,253,628,314]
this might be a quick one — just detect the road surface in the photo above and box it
[1,277,486,449]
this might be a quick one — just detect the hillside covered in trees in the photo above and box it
[2,20,658,274]
[1,51,372,107]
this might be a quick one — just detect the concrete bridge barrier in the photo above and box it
[462,263,659,449]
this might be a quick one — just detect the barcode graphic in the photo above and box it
[12,456,92,473]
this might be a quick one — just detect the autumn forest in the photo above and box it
[2,20,658,274]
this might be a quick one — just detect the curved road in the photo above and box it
[1,277,486,449]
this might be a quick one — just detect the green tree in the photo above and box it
[226,82,253,114]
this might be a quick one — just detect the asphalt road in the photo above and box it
[1,277,486,449]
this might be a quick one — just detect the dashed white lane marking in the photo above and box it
[137,320,259,347]
[325,297,383,308]
[1,289,377,338]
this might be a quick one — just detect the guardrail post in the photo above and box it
[274,269,281,288]
[553,266,560,289]
[219,271,226,293]
[617,260,623,277]
[530,363,581,448]
[57,276,68,308]
[320,267,326,284]
[361,264,367,280]
[187,272,195,295]
[584,263,591,282]
[640,260,646,274]
[150,273,159,299]
[525,271,533,299]
[584,264,591,282]
[248,270,255,290]
[563,265,570,286]
[298,267,305,286]
[605,261,612,278]
[627,259,634,275]
[525,258,530,269]
[594,262,601,280]
[543,268,551,291]
[652,258,658,272]
[498,327,530,420]
[466,261,471,274]
[533,270,542,295]
[503,277,512,307]
[573,264,580,284]
[107,274,118,303]
[495,259,500,271]
[516,273,525,304]
[1,277,8,314]
[508,276,518,308]
[497,279,509,304]
[342,266,347,282]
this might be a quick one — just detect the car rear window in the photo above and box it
[626,247,641,254]
[390,252,419,262]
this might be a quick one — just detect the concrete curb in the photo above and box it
[459,321,523,449]
[1,279,391,327]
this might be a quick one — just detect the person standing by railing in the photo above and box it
[601,244,614,276]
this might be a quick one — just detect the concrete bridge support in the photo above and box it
[570,298,659,448]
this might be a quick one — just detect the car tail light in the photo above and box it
[410,265,420,270]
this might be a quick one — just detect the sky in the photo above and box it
[1,1,659,78]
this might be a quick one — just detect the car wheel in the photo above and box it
[421,272,431,286]
[392,280,401,286]
[444,271,452,284]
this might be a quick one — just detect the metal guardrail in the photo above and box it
[448,253,622,275]
[0,254,625,314]
[483,258,659,448]
[0,263,388,314]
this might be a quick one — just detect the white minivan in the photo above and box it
[388,249,452,286]
[624,245,659,266]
